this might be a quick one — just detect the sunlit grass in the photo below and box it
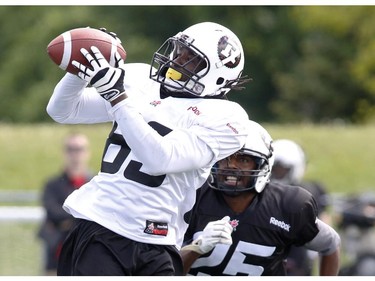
[0,123,111,192]
[0,222,42,275]
[264,123,375,195]
[1,122,374,195]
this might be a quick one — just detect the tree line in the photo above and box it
[0,6,374,124]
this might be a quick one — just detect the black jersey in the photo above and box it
[183,182,319,276]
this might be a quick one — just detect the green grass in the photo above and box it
[265,123,375,195]
[0,222,42,275]
[1,122,374,195]
[0,123,112,192]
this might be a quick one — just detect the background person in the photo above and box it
[38,132,93,275]
[334,191,375,275]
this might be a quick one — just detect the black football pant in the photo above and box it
[57,219,183,276]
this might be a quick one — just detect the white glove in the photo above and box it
[72,46,125,102]
[182,216,233,255]
[113,51,125,68]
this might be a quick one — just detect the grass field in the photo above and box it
[0,222,42,276]
[1,122,374,194]
[0,122,374,275]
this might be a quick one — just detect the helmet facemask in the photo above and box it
[210,150,271,197]
[150,34,209,96]
[209,120,274,196]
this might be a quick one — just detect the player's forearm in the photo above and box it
[47,73,87,122]
[319,249,340,275]
[180,250,201,275]
[47,73,112,124]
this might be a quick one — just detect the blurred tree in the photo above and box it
[0,6,102,122]
[0,6,374,124]
[272,6,375,123]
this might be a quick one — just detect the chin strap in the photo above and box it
[159,85,200,99]
[160,85,227,100]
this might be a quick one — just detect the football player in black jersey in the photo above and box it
[181,120,341,276]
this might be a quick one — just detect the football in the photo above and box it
[47,27,127,75]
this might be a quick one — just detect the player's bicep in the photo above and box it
[303,218,341,255]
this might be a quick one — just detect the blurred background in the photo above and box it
[0,5,374,275]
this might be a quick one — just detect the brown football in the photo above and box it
[47,27,127,75]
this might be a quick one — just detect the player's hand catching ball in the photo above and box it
[72,46,125,102]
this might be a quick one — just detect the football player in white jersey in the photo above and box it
[46,22,250,275]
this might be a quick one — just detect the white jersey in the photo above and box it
[47,63,249,249]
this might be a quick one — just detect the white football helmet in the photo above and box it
[271,139,306,184]
[150,22,246,97]
[210,120,274,195]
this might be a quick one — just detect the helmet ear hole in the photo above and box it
[216,77,225,85]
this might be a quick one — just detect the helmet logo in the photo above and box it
[177,32,194,44]
[217,36,241,68]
